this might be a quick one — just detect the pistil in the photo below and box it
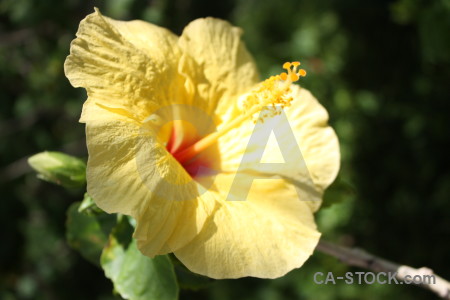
[173,62,306,164]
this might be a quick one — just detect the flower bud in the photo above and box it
[28,151,86,188]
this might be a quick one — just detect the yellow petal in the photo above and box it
[174,173,320,279]
[178,18,260,125]
[64,8,185,122]
[84,108,214,256]
[284,87,340,192]
[218,85,340,211]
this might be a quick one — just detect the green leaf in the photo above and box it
[66,202,116,266]
[101,227,179,300]
[28,151,86,188]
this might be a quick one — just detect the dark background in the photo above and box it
[1,0,449,299]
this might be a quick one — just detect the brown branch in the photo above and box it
[316,239,450,299]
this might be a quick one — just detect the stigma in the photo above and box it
[242,61,306,123]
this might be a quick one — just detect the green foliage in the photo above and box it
[101,222,179,300]
[67,198,179,300]
[322,175,355,208]
[66,201,116,266]
[78,192,104,215]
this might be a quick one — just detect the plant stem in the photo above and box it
[316,239,450,299]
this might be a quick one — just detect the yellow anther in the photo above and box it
[279,61,306,83]
[299,69,307,77]
[290,73,299,81]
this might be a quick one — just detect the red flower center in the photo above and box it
[165,123,218,179]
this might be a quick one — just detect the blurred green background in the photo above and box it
[1,0,449,299]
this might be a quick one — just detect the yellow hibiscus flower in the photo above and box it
[64,8,340,279]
